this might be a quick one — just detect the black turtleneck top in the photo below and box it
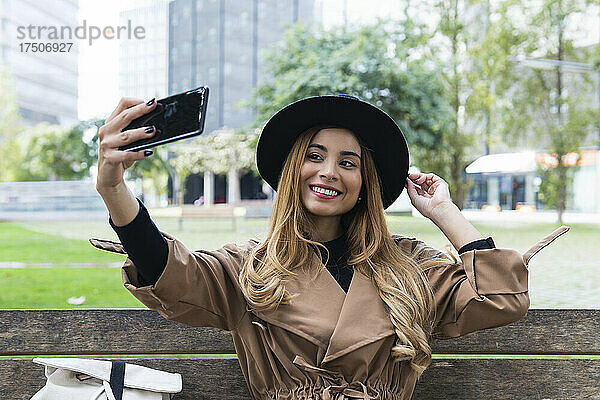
[110,199,495,292]
[316,234,353,292]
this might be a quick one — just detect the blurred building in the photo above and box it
[168,0,318,205]
[465,149,600,213]
[118,0,170,100]
[169,0,317,133]
[0,0,79,126]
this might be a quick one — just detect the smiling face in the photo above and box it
[299,127,363,235]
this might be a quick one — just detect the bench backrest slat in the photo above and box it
[433,308,600,354]
[0,309,234,355]
[3,358,599,399]
[1,309,598,356]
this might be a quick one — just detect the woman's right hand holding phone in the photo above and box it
[96,98,157,225]
[96,98,158,191]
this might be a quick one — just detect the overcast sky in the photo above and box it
[77,0,599,121]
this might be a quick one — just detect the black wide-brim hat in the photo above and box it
[256,94,409,210]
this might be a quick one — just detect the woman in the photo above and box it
[91,94,568,399]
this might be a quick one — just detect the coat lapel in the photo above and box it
[254,250,395,364]
[321,267,395,364]
[253,252,346,350]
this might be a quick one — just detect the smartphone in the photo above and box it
[118,86,209,152]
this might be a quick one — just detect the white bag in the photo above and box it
[30,358,182,400]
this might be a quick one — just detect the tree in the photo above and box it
[430,0,513,209]
[0,68,24,182]
[491,0,599,223]
[465,0,529,154]
[245,21,455,200]
[16,120,100,181]
[171,127,257,203]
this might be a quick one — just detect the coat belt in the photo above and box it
[292,355,379,400]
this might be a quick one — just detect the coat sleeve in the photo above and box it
[393,225,569,341]
[119,232,258,331]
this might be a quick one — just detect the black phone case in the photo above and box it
[119,86,209,152]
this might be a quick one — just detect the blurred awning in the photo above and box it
[465,152,537,174]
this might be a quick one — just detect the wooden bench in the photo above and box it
[177,205,245,231]
[1,309,598,399]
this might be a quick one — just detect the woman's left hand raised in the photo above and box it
[405,172,456,220]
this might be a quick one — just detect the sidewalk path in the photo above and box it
[459,210,600,225]
[406,209,600,225]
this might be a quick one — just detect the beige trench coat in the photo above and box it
[89,225,569,400]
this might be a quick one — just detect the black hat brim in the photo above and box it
[257,95,409,210]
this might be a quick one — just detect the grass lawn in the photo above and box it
[1,216,598,308]
[0,267,141,308]
[0,222,124,264]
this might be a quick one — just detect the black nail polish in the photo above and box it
[144,150,153,157]
[146,98,155,106]
[144,126,155,134]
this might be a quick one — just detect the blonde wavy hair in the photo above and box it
[239,125,455,377]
